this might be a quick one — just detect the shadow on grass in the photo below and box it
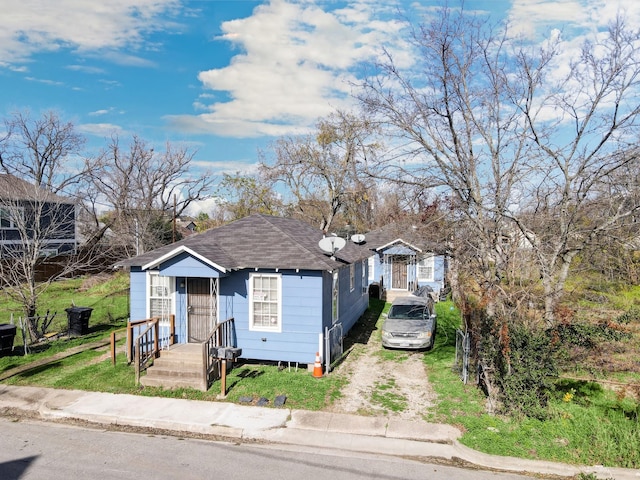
[343,298,385,350]
[331,298,386,371]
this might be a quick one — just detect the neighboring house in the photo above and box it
[0,174,77,257]
[119,214,371,365]
[365,224,447,299]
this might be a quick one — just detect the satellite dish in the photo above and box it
[319,235,346,258]
[351,234,366,244]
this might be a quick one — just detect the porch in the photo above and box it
[132,316,238,392]
[140,343,208,391]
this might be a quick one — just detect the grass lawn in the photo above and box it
[0,272,130,349]
[1,275,639,468]
[425,301,640,469]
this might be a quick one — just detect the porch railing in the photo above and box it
[202,317,235,390]
[129,315,175,384]
[133,317,158,384]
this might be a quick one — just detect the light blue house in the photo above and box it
[365,224,447,299]
[120,214,371,367]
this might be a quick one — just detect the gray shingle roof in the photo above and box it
[365,223,420,250]
[119,214,371,272]
[0,174,74,204]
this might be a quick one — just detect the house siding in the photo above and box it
[220,269,324,364]
[368,250,447,295]
[0,201,76,255]
[129,267,148,321]
[336,262,368,333]
[158,251,225,278]
[123,214,373,366]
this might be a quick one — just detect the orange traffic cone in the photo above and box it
[312,352,323,378]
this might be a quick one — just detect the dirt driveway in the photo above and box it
[328,304,437,420]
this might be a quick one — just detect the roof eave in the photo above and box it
[141,246,228,273]
[375,238,422,253]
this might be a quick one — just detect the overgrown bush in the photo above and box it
[478,316,558,419]
[615,306,640,325]
[553,321,630,348]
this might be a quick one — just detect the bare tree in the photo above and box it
[360,7,640,326]
[82,135,214,256]
[260,110,380,232]
[0,175,78,340]
[0,111,92,340]
[0,110,86,193]
[216,172,284,222]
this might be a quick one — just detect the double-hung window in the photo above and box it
[148,271,173,321]
[0,206,22,230]
[417,255,435,282]
[249,273,281,332]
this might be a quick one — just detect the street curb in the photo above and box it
[1,385,639,479]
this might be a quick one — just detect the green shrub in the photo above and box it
[478,316,558,419]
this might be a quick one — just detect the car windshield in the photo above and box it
[388,304,427,319]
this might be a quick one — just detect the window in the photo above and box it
[417,256,435,282]
[362,259,367,295]
[249,273,281,332]
[148,271,173,321]
[349,264,355,292]
[0,207,23,230]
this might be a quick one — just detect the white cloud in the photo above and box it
[0,0,180,65]
[77,122,124,137]
[172,0,408,138]
[508,0,640,39]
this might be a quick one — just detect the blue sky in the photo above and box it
[1,0,636,187]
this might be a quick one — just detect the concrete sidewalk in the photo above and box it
[0,384,636,479]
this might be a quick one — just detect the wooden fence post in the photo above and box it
[153,318,159,356]
[126,322,133,364]
[110,331,116,365]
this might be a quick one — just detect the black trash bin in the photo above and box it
[0,323,16,355]
[66,307,93,336]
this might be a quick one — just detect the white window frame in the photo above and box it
[249,272,282,332]
[147,271,174,321]
[417,255,435,282]
[362,259,367,295]
[368,256,375,282]
[0,206,23,230]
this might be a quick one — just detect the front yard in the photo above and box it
[0,274,639,468]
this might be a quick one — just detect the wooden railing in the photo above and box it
[129,315,175,384]
[133,317,159,384]
[202,317,235,390]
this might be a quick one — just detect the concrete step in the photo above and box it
[144,365,202,379]
[153,356,204,369]
[384,290,412,303]
[139,343,210,392]
[159,349,204,361]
